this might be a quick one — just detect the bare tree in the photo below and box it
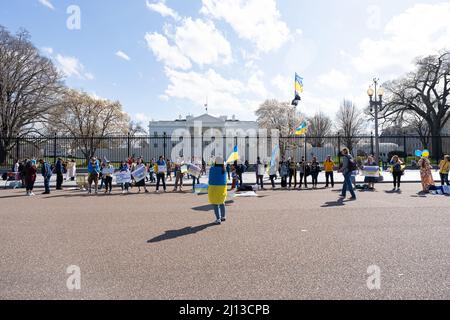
[46,89,129,160]
[307,111,333,147]
[0,26,62,163]
[255,99,303,156]
[383,51,450,159]
[335,99,366,153]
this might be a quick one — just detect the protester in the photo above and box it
[364,155,378,190]
[438,155,450,186]
[54,158,64,190]
[339,148,356,200]
[19,159,26,187]
[119,161,131,194]
[166,159,173,182]
[99,161,106,191]
[310,156,321,189]
[87,157,100,194]
[418,157,435,193]
[390,155,404,191]
[323,155,335,188]
[288,157,297,189]
[24,159,37,196]
[231,163,238,190]
[135,158,149,193]
[39,159,52,195]
[103,161,114,194]
[256,157,266,190]
[298,157,309,189]
[226,163,231,180]
[269,163,277,190]
[279,158,289,189]
[13,159,20,173]
[234,160,244,186]
[173,161,184,192]
[208,156,228,225]
[155,156,167,193]
[66,159,76,181]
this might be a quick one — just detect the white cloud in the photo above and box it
[116,50,131,61]
[352,3,450,74]
[146,0,180,21]
[41,47,54,55]
[174,18,232,66]
[134,113,153,124]
[163,67,261,119]
[38,0,54,10]
[316,69,352,92]
[55,54,94,80]
[145,32,192,70]
[246,71,267,98]
[200,0,290,53]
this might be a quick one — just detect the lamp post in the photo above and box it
[367,78,384,165]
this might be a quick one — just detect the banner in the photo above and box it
[181,165,188,174]
[361,166,380,177]
[102,167,115,175]
[115,171,132,184]
[188,164,201,177]
[131,164,147,183]
[157,165,167,174]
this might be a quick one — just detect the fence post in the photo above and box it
[16,137,20,161]
[403,135,407,155]
[127,133,131,158]
[337,133,341,165]
[53,133,57,164]
[163,132,167,159]
[370,132,374,156]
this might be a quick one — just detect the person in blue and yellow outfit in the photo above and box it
[208,156,228,225]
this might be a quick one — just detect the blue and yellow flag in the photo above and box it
[295,73,304,97]
[226,145,239,164]
[295,121,308,136]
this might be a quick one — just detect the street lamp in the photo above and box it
[367,78,384,165]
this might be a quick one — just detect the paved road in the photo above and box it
[0,184,449,300]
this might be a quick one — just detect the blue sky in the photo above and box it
[1,0,449,128]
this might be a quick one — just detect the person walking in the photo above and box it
[323,155,335,188]
[24,159,37,196]
[310,156,321,189]
[390,155,404,191]
[339,148,356,200]
[208,156,228,225]
[155,156,167,193]
[39,159,52,195]
[438,155,450,186]
[87,157,101,194]
[418,157,435,193]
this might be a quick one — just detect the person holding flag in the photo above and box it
[208,156,228,225]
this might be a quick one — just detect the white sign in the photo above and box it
[131,165,147,183]
[115,171,131,184]
[157,165,167,174]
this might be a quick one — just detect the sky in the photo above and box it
[1,0,450,129]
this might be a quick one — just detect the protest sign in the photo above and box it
[131,165,147,183]
[115,171,131,184]
[157,165,167,174]
[188,164,201,177]
[361,166,380,177]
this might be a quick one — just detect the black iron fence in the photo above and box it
[1,134,449,170]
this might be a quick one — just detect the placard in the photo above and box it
[187,164,201,177]
[157,164,167,174]
[131,165,147,183]
[361,166,380,177]
[257,164,265,175]
[102,167,115,175]
[115,171,132,184]
[181,165,188,174]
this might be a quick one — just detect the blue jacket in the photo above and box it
[41,162,52,178]
[88,160,100,174]
[55,160,63,174]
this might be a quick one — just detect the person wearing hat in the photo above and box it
[208,156,228,225]
[87,156,100,194]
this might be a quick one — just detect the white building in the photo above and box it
[148,113,259,137]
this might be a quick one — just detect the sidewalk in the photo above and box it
[3,170,445,189]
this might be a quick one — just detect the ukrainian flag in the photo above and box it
[226,145,239,164]
[295,73,304,97]
[295,121,308,136]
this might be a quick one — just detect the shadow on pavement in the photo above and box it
[384,190,402,194]
[321,198,345,208]
[191,200,234,212]
[147,223,218,243]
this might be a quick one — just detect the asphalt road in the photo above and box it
[0,184,449,300]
